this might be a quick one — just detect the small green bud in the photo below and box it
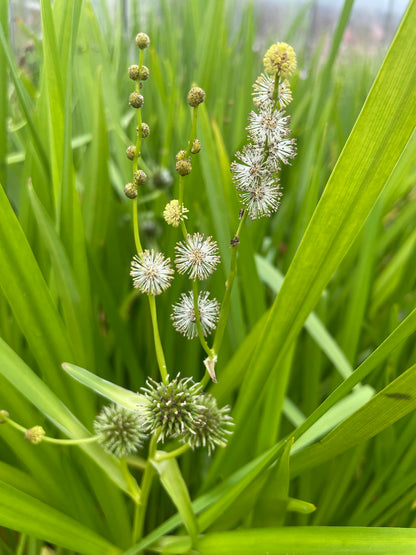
[138,65,150,81]
[140,122,150,138]
[124,183,138,199]
[136,32,150,49]
[126,145,136,160]
[25,426,45,444]
[176,150,187,161]
[187,86,206,107]
[191,139,201,154]
[0,410,9,423]
[176,159,192,176]
[134,170,147,186]
[128,65,140,80]
[129,92,144,109]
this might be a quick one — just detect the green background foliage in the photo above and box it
[1,0,416,553]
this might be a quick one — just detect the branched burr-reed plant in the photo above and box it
[1,33,297,547]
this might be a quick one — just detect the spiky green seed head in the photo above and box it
[138,65,149,81]
[191,139,201,154]
[128,64,140,80]
[141,375,202,442]
[129,92,144,109]
[124,183,138,199]
[134,170,147,186]
[136,32,150,49]
[126,145,136,160]
[25,426,45,444]
[176,159,192,176]
[187,86,206,107]
[182,393,233,454]
[94,404,146,458]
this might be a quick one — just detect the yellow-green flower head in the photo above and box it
[140,122,150,138]
[129,92,144,109]
[136,32,150,49]
[124,183,138,199]
[128,65,140,80]
[134,169,147,186]
[176,158,192,176]
[138,65,150,81]
[163,199,189,227]
[126,145,136,160]
[25,426,45,444]
[187,86,206,107]
[263,42,297,78]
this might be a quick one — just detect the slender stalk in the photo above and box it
[148,295,168,383]
[212,211,247,355]
[192,279,215,359]
[133,434,158,546]
[154,443,190,461]
[185,106,198,156]
[120,456,141,503]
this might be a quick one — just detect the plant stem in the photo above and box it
[133,434,158,546]
[185,106,198,156]
[212,211,247,356]
[192,279,215,359]
[154,443,190,461]
[148,295,168,383]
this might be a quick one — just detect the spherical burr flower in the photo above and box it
[231,144,273,192]
[141,375,201,442]
[240,181,283,220]
[252,74,293,110]
[163,199,189,227]
[181,393,234,454]
[130,249,174,295]
[171,290,220,339]
[247,106,291,146]
[175,233,220,280]
[263,42,297,78]
[94,404,146,458]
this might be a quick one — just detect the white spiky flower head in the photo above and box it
[252,74,293,110]
[231,144,275,192]
[269,137,297,166]
[130,249,174,295]
[247,107,291,146]
[240,181,283,220]
[175,233,221,280]
[171,291,220,339]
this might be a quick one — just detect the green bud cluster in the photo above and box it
[129,91,144,109]
[187,86,206,107]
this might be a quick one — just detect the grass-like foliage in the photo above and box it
[1,0,416,553]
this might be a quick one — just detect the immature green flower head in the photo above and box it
[126,145,136,160]
[141,375,202,442]
[25,426,45,444]
[140,122,150,138]
[129,92,144,109]
[191,139,201,154]
[136,32,150,49]
[138,65,150,81]
[134,170,147,186]
[176,158,192,176]
[182,393,233,454]
[128,64,140,80]
[124,183,138,199]
[263,42,297,77]
[94,405,146,458]
[187,86,206,107]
